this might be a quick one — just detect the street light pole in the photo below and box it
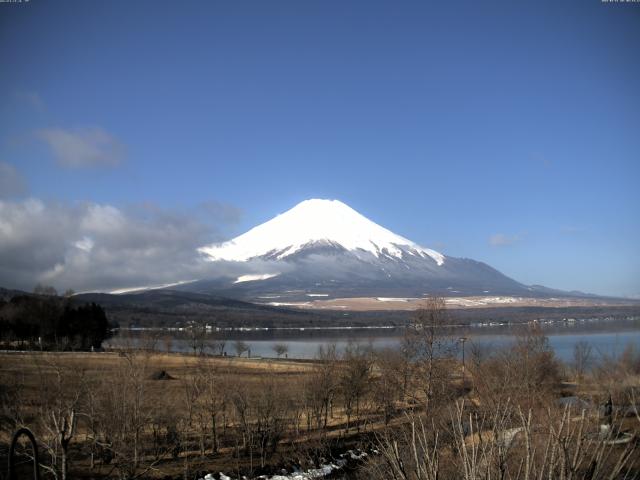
[459,336,468,385]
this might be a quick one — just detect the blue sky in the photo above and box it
[0,0,639,296]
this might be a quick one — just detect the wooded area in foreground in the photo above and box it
[1,298,639,480]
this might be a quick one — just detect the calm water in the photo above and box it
[106,318,640,363]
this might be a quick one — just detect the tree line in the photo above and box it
[0,297,639,479]
[0,288,113,351]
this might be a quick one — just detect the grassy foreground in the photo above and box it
[2,318,640,480]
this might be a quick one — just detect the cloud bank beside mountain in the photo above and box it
[0,198,280,292]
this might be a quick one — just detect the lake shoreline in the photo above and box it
[106,317,640,362]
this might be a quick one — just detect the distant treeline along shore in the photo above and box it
[0,289,114,351]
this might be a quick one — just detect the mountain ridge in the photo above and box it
[185,199,600,301]
[2,287,637,331]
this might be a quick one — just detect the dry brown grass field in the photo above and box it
[2,308,640,480]
[0,349,397,479]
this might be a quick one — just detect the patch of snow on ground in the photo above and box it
[265,464,337,479]
[200,449,369,480]
[234,273,280,284]
[267,302,312,307]
[108,280,195,294]
[445,296,522,307]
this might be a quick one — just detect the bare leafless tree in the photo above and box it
[272,343,289,358]
[374,348,405,424]
[573,340,593,381]
[93,350,155,478]
[370,399,637,480]
[188,321,207,356]
[234,340,250,357]
[253,375,290,468]
[339,342,372,432]
[210,339,227,356]
[185,359,227,456]
[405,296,456,412]
[162,334,173,354]
[304,344,339,431]
[471,325,560,414]
[35,356,85,480]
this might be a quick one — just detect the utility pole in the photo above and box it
[459,336,468,385]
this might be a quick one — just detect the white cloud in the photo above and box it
[199,201,243,225]
[0,198,276,292]
[74,236,95,252]
[38,127,125,168]
[489,233,520,247]
[81,204,126,234]
[0,162,27,198]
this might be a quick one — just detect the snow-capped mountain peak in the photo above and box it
[198,199,445,265]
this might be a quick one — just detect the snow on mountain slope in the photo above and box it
[199,199,445,265]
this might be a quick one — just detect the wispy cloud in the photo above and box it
[14,91,45,111]
[199,201,243,225]
[489,233,520,247]
[0,162,27,199]
[38,127,125,168]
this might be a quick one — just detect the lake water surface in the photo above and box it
[106,317,640,363]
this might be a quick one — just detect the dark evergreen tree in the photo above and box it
[0,295,112,350]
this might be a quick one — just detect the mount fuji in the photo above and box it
[199,199,445,265]
[175,199,562,301]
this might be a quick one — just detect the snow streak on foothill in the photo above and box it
[199,199,445,265]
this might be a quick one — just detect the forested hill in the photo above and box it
[2,288,639,332]
[71,290,640,329]
[72,289,362,328]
